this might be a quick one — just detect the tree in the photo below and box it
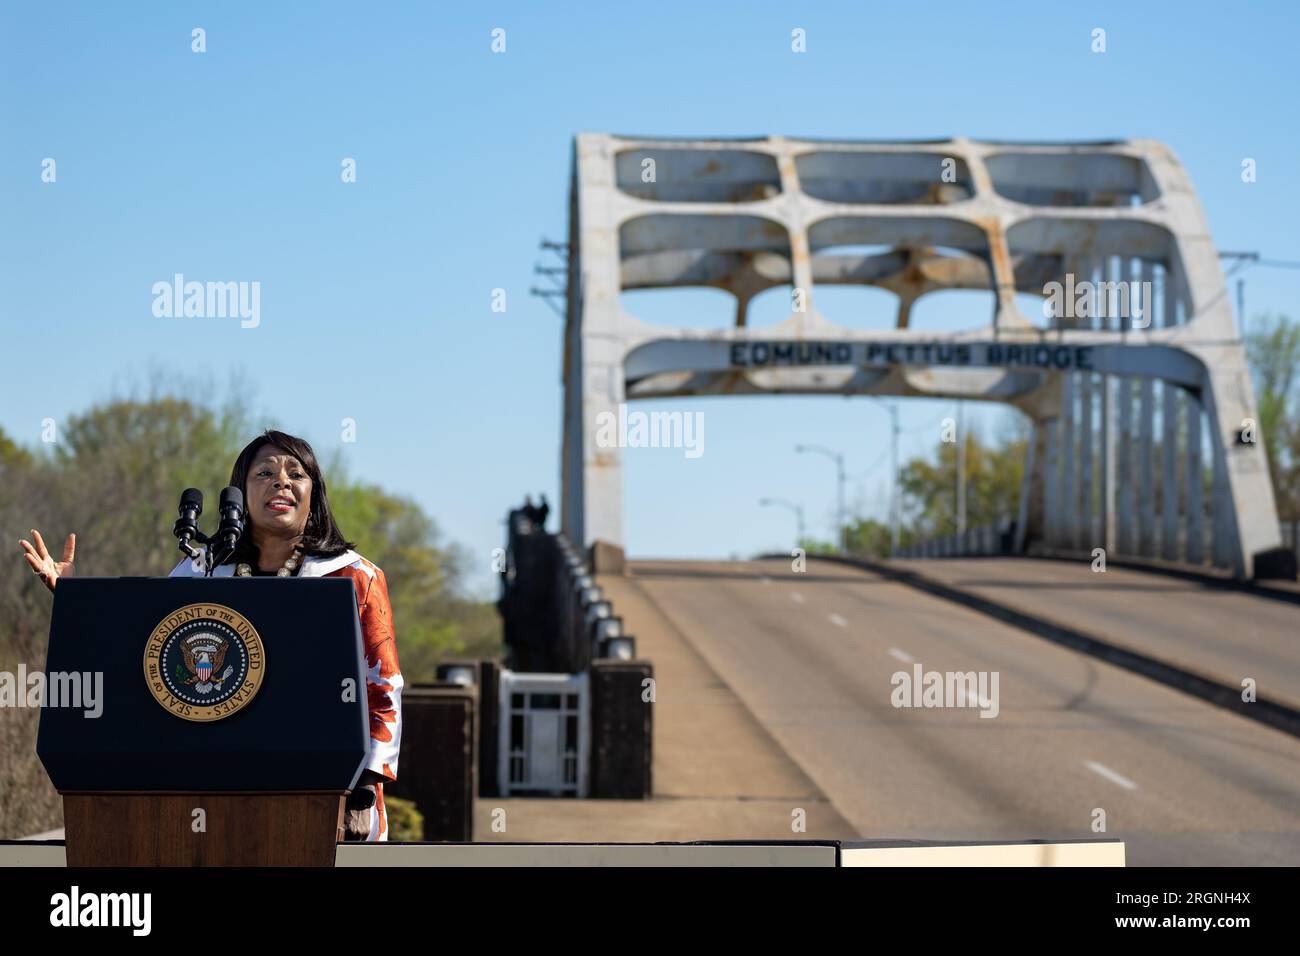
[1246,314,1300,520]
[0,428,31,470]
[328,475,500,678]
[841,517,896,558]
[898,429,1027,537]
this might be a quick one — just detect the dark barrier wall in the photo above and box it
[477,659,500,797]
[385,685,475,841]
[498,504,565,671]
[590,660,653,799]
[433,659,498,798]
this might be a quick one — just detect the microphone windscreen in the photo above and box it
[180,487,203,515]
[219,485,244,513]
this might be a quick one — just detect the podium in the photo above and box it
[37,577,370,867]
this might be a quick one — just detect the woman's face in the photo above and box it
[244,444,313,538]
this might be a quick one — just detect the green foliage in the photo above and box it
[327,474,501,680]
[800,425,1027,556]
[382,795,424,842]
[840,518,900,559]
[898,430,1027,537]
[52,396,249,579]
[1246,314,1300,519]
[0,428,32,470]
[795,537,837,556]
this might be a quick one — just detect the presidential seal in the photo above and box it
[143,603,265,722]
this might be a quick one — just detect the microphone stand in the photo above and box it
[175,489,244,578]
[210,488,246,574]
[176,531,217,577]
[208,537,239,574]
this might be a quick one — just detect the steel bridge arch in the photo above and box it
[561,134,1281,578]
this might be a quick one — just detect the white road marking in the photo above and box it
[791,592,805,604]
[887,647,915,664]
[828,613,848,628]
[1085,761,1138,791]
[759,576,772,585]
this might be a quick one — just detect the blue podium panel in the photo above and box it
[37,577,369,793]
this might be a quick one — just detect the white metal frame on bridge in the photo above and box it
[561,134,1281,578]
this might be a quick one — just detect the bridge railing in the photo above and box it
[897,515,1300,578]
[496,502,653,799]
[894,519,1016,559]
[554,533,637,669]
[1282,520,1300,566]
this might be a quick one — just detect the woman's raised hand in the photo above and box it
[19,529,76,593]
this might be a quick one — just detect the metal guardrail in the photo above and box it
[554,533,636,669]
[497,507,653,799]
[1281,520,1300,564]
[893,519,1016,559]
[897,516,1298,579]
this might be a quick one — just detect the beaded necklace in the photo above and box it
[236,546,303,577]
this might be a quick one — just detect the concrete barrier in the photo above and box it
[0,838,1123,867]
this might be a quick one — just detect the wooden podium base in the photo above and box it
[62,792,346,867]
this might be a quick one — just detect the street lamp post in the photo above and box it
[865,398,901,555]
[758,497,805,549]
[888,403,900,555]
[795,444,846,553]
[956,400,967,536]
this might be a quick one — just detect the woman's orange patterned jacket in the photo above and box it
[169,547,404,840]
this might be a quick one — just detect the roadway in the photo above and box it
[892,556,1300,710]
[621,557,1300,866]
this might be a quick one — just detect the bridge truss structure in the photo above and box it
[561,133,1281,578]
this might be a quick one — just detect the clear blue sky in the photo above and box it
[3,1,1297,594]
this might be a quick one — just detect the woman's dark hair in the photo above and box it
[225,430,352,566]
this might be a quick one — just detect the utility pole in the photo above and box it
[795,445,846,553]
[1217,251,1258,334]
[888,402,900,555]
[956,401,967,535]
[529,237,570,319]
[759,497,805,549]
[865,397,902,555]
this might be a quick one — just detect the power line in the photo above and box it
[857,445,891,480]
[902,412,948,435]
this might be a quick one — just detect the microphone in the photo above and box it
[173,488,204,558]
[212,486,245,564]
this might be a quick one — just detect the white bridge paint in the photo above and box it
[561,134,1281,577]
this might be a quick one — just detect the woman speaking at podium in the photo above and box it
[19,429,404,843]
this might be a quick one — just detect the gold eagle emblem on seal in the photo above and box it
[143,603,265,722]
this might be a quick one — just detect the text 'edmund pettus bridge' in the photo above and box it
[727,340,1096,372]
